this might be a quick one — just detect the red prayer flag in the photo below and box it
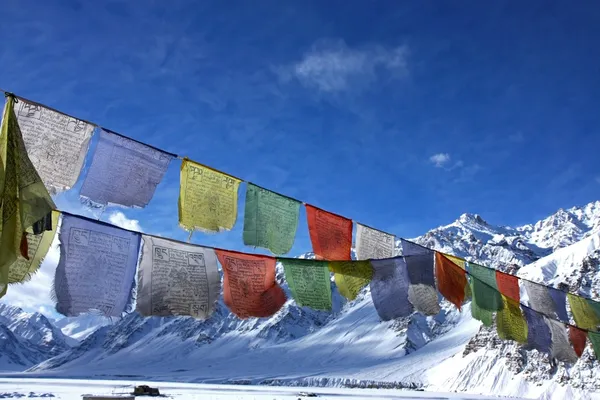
[216,250,286,319]
[305,204,352,260]
[435,252,467,310]
[568,326,587,358]
[496,271,520,302]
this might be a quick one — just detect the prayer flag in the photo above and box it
[1,97,56,298]
[568,293,600,330]
[8,210,59,284]
[54,214,140,317]
[435,252,467,310]
[243,184,300,255]
[329,260,373,301]
[470,287,494,326]
[400,239,429,256]
[548,287,570,323]
[402,243,439,316]
[305,205,352,260]
[80,129,174,208]
[370,258,413,321]
[14,98,93,194]
[280,258,331,310]
[568,326,587,358]
[216,250,286,318]
[137,235,220,319]
[179,159,241,233]
[355,224,394,260]
[589,331,600,360]
[445,254,466,270]
[496,295,528,344]
[496,271,520,302]
[469,263,503,312]
[524,281,569,323]
[522,306,552,354]
[547,319,578,364]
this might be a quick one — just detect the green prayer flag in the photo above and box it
[568,293,600,330]
[469,263,503,312]
[281,258,331,310]
[0,97,55,297]
[243,184,300,255]
[496,295,528,344]
[589,331,600,360]
[470,279,493,326]
[329,260,373,301]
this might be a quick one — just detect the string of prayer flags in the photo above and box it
[522,306,552,354]
[547,319,579,364]
[329,260,373,301]
[137,236,220,319]
[243,184,300,255]
[280,258,332,310]
[496,271,520,302]
[179,159,241,233]
[435,252,467,310]
[1,96,56,298]
[496,295,528,344]
[8,210,59,284]
[13,98,94,194]
[305,205,352,260]
[215,250,286,319]
[370,258,414,321]
[54,214,140,317]
[355,224,395,260]
[469,263,503,312]
[567,293,600,330]
[80,129,174,208]
[568,326,587,358]
[589,331,600,359]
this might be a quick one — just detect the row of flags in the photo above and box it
[1,92,600,364]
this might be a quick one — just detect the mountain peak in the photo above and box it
[458,213,488,226]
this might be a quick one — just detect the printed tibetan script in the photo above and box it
[355,224,395,260]
[14,99,94,193]
[305,205,352,260]
[179,160,241,232]
[54,215,140,317]
[281,259,332,310]
[137,236,220,319]
[80,129,173,208]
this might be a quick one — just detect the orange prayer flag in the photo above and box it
[496,271,520,302]
[435,252,467,310]
[305,205,352,260]
[568,326,587,358]
[215,250,286,319]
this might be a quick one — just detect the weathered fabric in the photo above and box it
[445,254,466,270]
[469,263,503,312]
[568,293,600,330]
[568,326,587,358]
[547,319,578,364]
[524,280,568,322]
[136,235,220,319]
[280,258,331,310]
[408,283,441,316]
[522,306,552,354]
[435,252,467,310]
[400,239,430,256]
[548,287,570,323]
[496,295,528,344]
[216,250,286,318]
[370,258,413,320]
[8,210,59,284]
[305,204,352,260]
[14,98,93,193]
[587,298,600,320]
[588,331,600,360]
[54,214,140,317]
[242,183,300,255]
[1,97,56,298]
[329,260,373,301]
[80,129,173,208]
[178,159,241,233]
[496,271,520,302]
[470,286,494,327]
[355,224,395,260]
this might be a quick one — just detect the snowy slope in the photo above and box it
[53,314,113,342]
[4,201,600,399]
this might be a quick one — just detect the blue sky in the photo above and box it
[2,1,600,313]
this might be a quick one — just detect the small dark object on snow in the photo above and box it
[132,386,160,397]
[297,393,317,397]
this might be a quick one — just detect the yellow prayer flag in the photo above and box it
[178,159,241,233]
[445,254,466,270]
[329,260,373,301]
[1,96,55,297]
[568,293,600,330]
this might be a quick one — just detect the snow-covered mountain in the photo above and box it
[5,200,600,399]
[53,314,113,342]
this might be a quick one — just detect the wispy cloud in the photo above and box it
[429,153,451,167]
[108,211,142,232]
[277,39,409,92]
